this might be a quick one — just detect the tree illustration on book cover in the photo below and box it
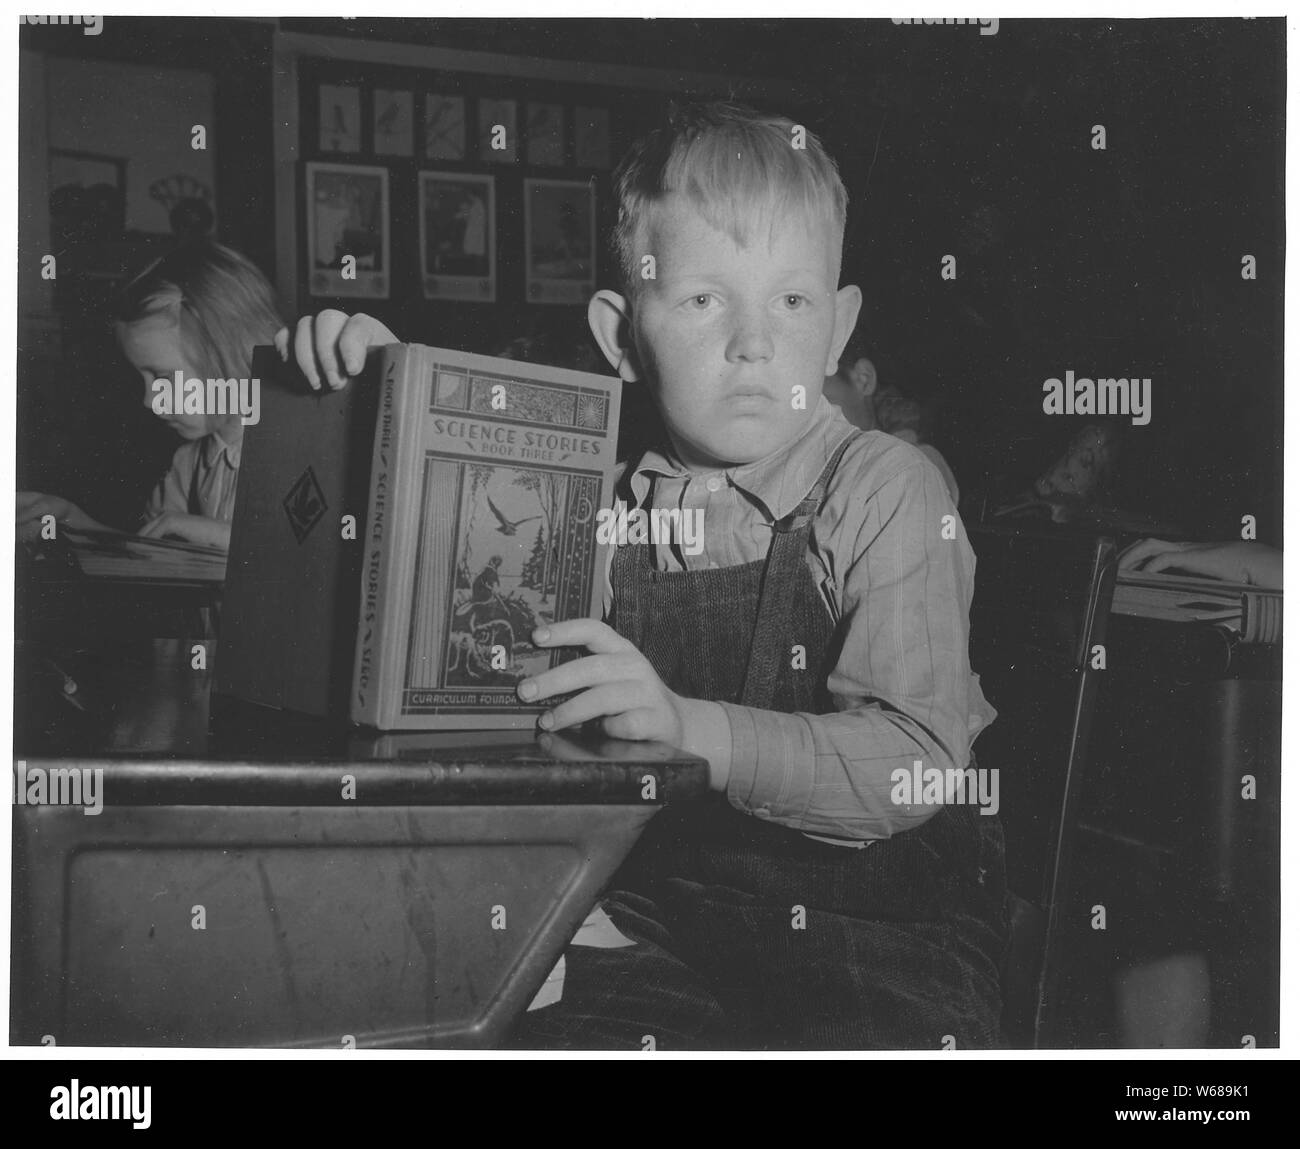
[427,460,593,693]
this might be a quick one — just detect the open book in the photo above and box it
[61,527,226,585]
[1112,567,1282,644]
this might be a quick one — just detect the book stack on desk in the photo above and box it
[1112,568,1282,643]
[61,528,226,586]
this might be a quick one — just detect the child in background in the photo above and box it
[823,334,962,503]
[18,241,286,551]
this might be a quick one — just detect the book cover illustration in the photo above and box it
[354,345,620,729]
[439,461,590,691]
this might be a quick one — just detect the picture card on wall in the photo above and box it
[374,90,413,157]
[478,98,518,163]
[526,102,565,167]
[574,107,611,168]
[306,162,390,299]
[319,85,361,154]
[425,94,466,160]
[418,171,496,303]
[524,178,596,305]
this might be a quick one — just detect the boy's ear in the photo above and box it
[828,284,863,376]
[588,290,641,383]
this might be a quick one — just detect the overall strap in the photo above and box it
[609,457,650,649]
[740,430,861,710]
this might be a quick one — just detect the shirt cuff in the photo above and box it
[716,701,816,824]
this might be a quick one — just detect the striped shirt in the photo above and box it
[601,396,996,841]
[143,431,241,526]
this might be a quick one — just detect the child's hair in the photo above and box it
[875,386,925,440]
[115,240,285,379]
[611,101,849,296]
[836,329,931,440]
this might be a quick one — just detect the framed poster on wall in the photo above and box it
[424,94,467,160]
[524,178,596,305]
[305,162,391,298]
[526,102,565,166]
[478,97,518,163]
[418,171,496,302]
[318,84,361,153]
[373,90,414,157]
[574,106,611,168]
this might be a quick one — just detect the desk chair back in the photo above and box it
[967,525,1118,1047]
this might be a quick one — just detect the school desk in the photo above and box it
[11,648,710,1049]
[1072,613,1281,1045]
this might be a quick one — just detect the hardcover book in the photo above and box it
[353,344,622,729]
[1112,567,1282,643]
[217,347,380,718]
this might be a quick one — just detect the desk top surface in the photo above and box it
[15,639,710,805]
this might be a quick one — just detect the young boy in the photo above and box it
[288,103,1005,1050]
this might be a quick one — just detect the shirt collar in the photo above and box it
[203,428,242,470]
[626,396,856,522]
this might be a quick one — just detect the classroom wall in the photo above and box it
[843,20,1284,543]
[16,17,1284,545]
[45,56,216,234]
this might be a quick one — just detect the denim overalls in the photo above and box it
[514,432,1008,1049]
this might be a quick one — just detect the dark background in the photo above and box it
[18,17,1284,544]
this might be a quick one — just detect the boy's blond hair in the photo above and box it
[611,101,849,297]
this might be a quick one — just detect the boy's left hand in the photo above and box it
[519,619,685,745]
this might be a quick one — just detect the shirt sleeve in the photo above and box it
[718,455,992,841]
[142,443,195,525]
[916,443,960,506]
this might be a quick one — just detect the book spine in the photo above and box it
[352,349,406,726]
[377,348,429,726]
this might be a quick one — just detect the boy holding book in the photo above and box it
[289,102,1005,1049]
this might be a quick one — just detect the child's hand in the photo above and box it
[518,619,688,745]
[17,492,97,541]
[138,513,230,551]
[275,310,398,391]
[1120,537,1282,589]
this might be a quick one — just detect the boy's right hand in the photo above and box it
[275,310,398,391]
